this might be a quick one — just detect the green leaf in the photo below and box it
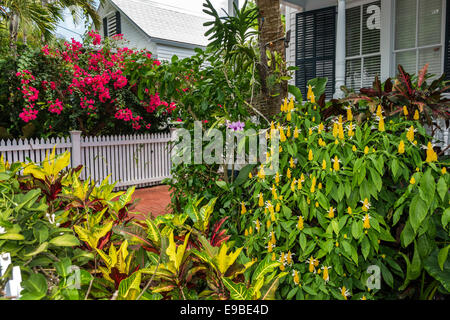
[251,256,280,284]
[409,194,429,233]
[331,219,339,236]
[380,262,394,288]
[288,84,303,102]
[369,167,382,192]
[299,233,306,251]
[400,220,416,248]
[119,186,135,208]
[49,234,80,247]
[118,271,142,300]
[216,181,228,190]
[146,218,161,246]
[261,273,286,300]
[20,273,47,300]
[437,177,447,202]
[438,245,450,271]
[361,236,370,260]
[222,277,252,300]
[0,233,24,240]
[25,242,48,257]
[351,220,363,239]
[442,207,450,229]
[419,169,435,205]
[234,164,255,186]
[302,285,318,296]
[55,257,72,278]
[409,242,422,280]
[424,249,450,292]
[391,158,399,178]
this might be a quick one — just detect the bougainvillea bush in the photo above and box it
[0,31,178,139]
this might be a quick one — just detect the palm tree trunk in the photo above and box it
[9,13,19,56]
[255,0,287,118]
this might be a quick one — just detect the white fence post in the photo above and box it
[0,253,22,299]
[70,130,82,168]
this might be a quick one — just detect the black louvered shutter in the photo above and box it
[295,6,336,99]
[103,17,108,37]
[445,0,450,80]
[115,11,122,35]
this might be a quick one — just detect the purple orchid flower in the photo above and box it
[227,120,245,132]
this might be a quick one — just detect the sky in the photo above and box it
[55,0,235,41]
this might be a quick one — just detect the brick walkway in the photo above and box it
[130,185,172,220]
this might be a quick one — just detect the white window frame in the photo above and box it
[392,0,446,76]
[345,0,382,89]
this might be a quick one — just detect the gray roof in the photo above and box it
[110,0,210,47]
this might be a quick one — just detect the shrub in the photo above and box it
[0,32,177,138]
[0,150,279,300]
[232,85,449,299]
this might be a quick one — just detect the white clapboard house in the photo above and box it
[282,0,450,99]
[97,0,211,61]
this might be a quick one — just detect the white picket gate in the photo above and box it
[0,131,174,190]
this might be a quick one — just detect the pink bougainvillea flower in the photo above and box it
[19,106,38,122]
[48,99,63,115]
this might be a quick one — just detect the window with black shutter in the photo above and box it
[103,11,122,37]
[103,17,108,37]
[295,6,336,99]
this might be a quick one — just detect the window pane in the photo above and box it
[396,50,417,74]
[419,46,442,80]
[362,55,381,88]
[395,0,416,50]
[346,59,362,90]
[362,1,381,55]
[346,6,361,57]
[418,0,442,47]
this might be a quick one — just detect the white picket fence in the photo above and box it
[0,253,22,299]
[0,131,174,190]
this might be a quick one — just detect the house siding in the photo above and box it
[98,0,204,61]
[156,44,198,62]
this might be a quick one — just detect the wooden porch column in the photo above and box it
[334,0,346,98]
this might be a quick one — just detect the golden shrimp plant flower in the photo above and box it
[363,214,371,229]
[425,142,438,162]
[328,206,335,218]
[332,156,340,171]
[297,215,304,230]
[308,149,314,161]
[258,193,264,207]
[398,140,405,154]
[406,126,415,142]
[241,202,247,214]
[321,266,332,282]
[361,198,371,212]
